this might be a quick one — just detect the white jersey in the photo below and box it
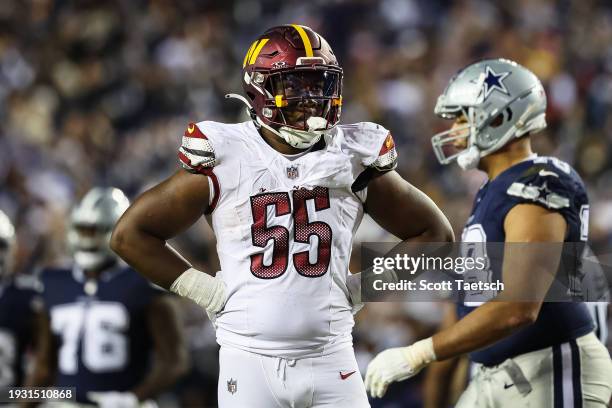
[178,120,397,359]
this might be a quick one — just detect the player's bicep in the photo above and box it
[117,169,210,241]
[504,204,567,243]
[500,204,567,303]
[365,171,453,241]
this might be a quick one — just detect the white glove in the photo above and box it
[365,337,436,398]
[87,391,139,408]
[170,268,226,316]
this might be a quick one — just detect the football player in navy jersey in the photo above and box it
[0,210,40,392]
[27,188,188,408]
[365,59,612,407]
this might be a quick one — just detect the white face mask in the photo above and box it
[68,228,115,271]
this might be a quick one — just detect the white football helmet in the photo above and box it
[432,58,547,170]
[67,187,129,271]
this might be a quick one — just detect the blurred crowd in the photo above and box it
[0,0,611,406]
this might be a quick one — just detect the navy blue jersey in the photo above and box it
[457,156,594,366]
[39,264,162,403]
[0,276,40,387]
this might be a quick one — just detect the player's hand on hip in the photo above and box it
[365,337,436,398]
[205,271,226,324]
[87,391,139,408]
[170,268,227,316]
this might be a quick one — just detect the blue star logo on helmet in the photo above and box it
[482,66,510,99]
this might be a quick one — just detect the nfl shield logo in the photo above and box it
[227,378,237,394]
[286,165,299,179]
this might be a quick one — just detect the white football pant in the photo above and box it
[456,332,612,407]
[218,346,370,408]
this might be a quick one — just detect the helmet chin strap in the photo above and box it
[225,93,330,150]
[225,93,258,121]
[457,146,481,170]
[457,107,481,170]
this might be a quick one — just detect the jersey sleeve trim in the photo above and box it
[507,182,570,209]
[205,170,220,215]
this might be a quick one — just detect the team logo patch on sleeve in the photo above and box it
[382,133,395,152]
[371,133,398,171]
[184,122,207,139]
[178,122,216,173]
[507,181,570,209]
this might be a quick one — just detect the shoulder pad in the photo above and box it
[506,162,579,210]
[178,122,216,175]
[340,122,398,171]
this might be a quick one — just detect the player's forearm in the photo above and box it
[384,209,454,244]
[432,301,538,360]
[400,216,455,243]
[110,224,190,289]
[366,171,455,243]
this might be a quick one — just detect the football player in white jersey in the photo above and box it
[111,24,453,408]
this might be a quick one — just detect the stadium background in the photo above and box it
[0,0,610,406]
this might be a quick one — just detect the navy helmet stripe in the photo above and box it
[570,339,583,408]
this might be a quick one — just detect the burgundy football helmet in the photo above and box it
[241,24,343,133]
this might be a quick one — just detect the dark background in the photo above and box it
[0,1,610,406]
